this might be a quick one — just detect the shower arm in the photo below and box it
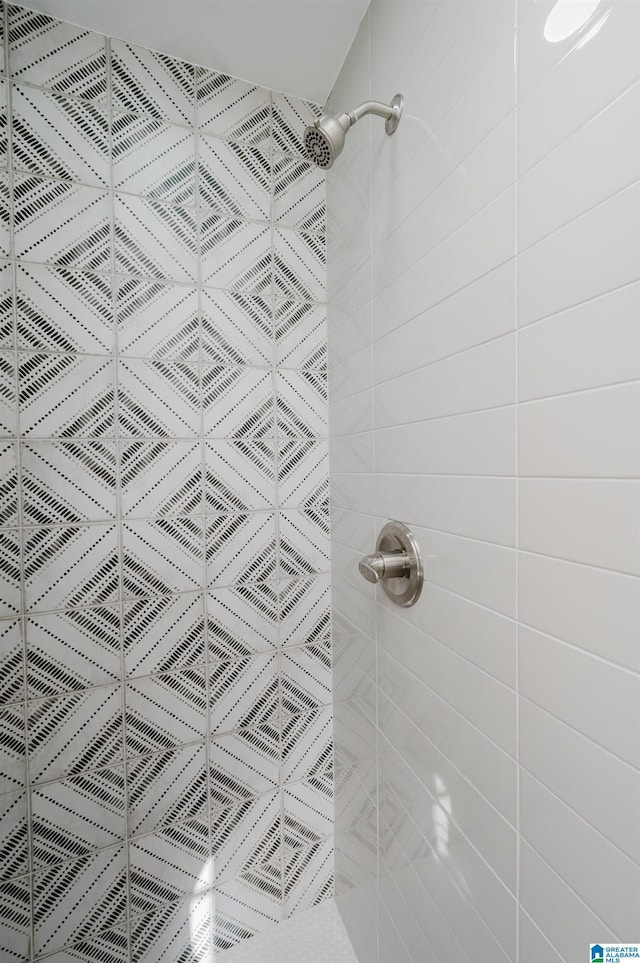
[333,95,404,136]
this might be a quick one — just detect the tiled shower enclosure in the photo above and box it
[0,3,333,959]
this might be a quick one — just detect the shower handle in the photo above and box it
[358,521,424,607]
[358,550,408,583]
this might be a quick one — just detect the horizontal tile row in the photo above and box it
[0,360,328,438]
[1,833,334,960]
[0,699,333,793]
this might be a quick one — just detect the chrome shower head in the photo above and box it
[303,94,404,169]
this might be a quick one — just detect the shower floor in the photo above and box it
[220,899,358,962]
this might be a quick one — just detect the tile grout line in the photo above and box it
[514,4,521,960]
[103,31,134,963]
[3,5,38,960]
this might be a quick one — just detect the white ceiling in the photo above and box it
[16,0,369,104]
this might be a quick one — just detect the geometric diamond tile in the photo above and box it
[202,367,274,438]
[116,278,199,360]
[22,441,117,524]
[274,299,327,370]
[33,845,127,956]
[0,620,23,707]
[209,653,278,734]
[18,355,115,437]
[8,7,107,102]
[283,836,333,918]
[278,508,331,578]
[0,441,18,525]
[23,524,119,612]
[197,67,271,147]
[0,790,28,881]
[31,767,125,869]
[0,703,26,794]
[210,790,281,886]
[121,518,203,597]
[112,114,196,206]
[199,137,270,221]
[26,606,121,698]
[274,228,326,302]
[114,195,198,283]
[201,289,272,366]
[283,777,333,849]
[281,706,333,783]
[0,528,22,617]
[277,439,328,508]
[0,350,16,436]
[281,643,332,712]
[125,668,207,756]
[213,862,282,951]
[118,360,200,437]
[11,84,110,187]
[129,892,211,963]
[278,575,331,649]
[0,873,31,963]
[276,369,328,438]
[123,592,205,678]
[111,41,194,125]
[120,441,202,517]
[0,83,6,170]
[272,94,322,157]
[127,744,208,836]
[41,925,130,963]
[207,582,278,659]
[205,513,276,585]
[13,174,111,272]
[129,817,210,915]
[273,154,325,235]
[16,263,113,353]
[204,439,275,512]
[28,684,123,784]
[201,215,271,294]
[0,262,14,350]
[0,175,9,260]
[210,727,280,809]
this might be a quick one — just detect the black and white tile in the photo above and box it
[11,84,110,187]
[0,4,332,955]
[197,68,271,147]
[8,6,107,102]
[110,41,194,125]
[201,288,272,366]
[112,114,196,207]
[16,263,113,354]
[116,278,199,360]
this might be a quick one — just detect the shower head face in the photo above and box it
[303,114,347,169]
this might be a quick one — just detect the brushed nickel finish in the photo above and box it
[359,520,423,607]
[303,94,404,169]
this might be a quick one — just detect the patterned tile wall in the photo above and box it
[0,4,332,960]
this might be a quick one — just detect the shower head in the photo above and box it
[303,94,403,169]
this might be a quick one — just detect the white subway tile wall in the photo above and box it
[0,3,331,960]
[328,2,640,962]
